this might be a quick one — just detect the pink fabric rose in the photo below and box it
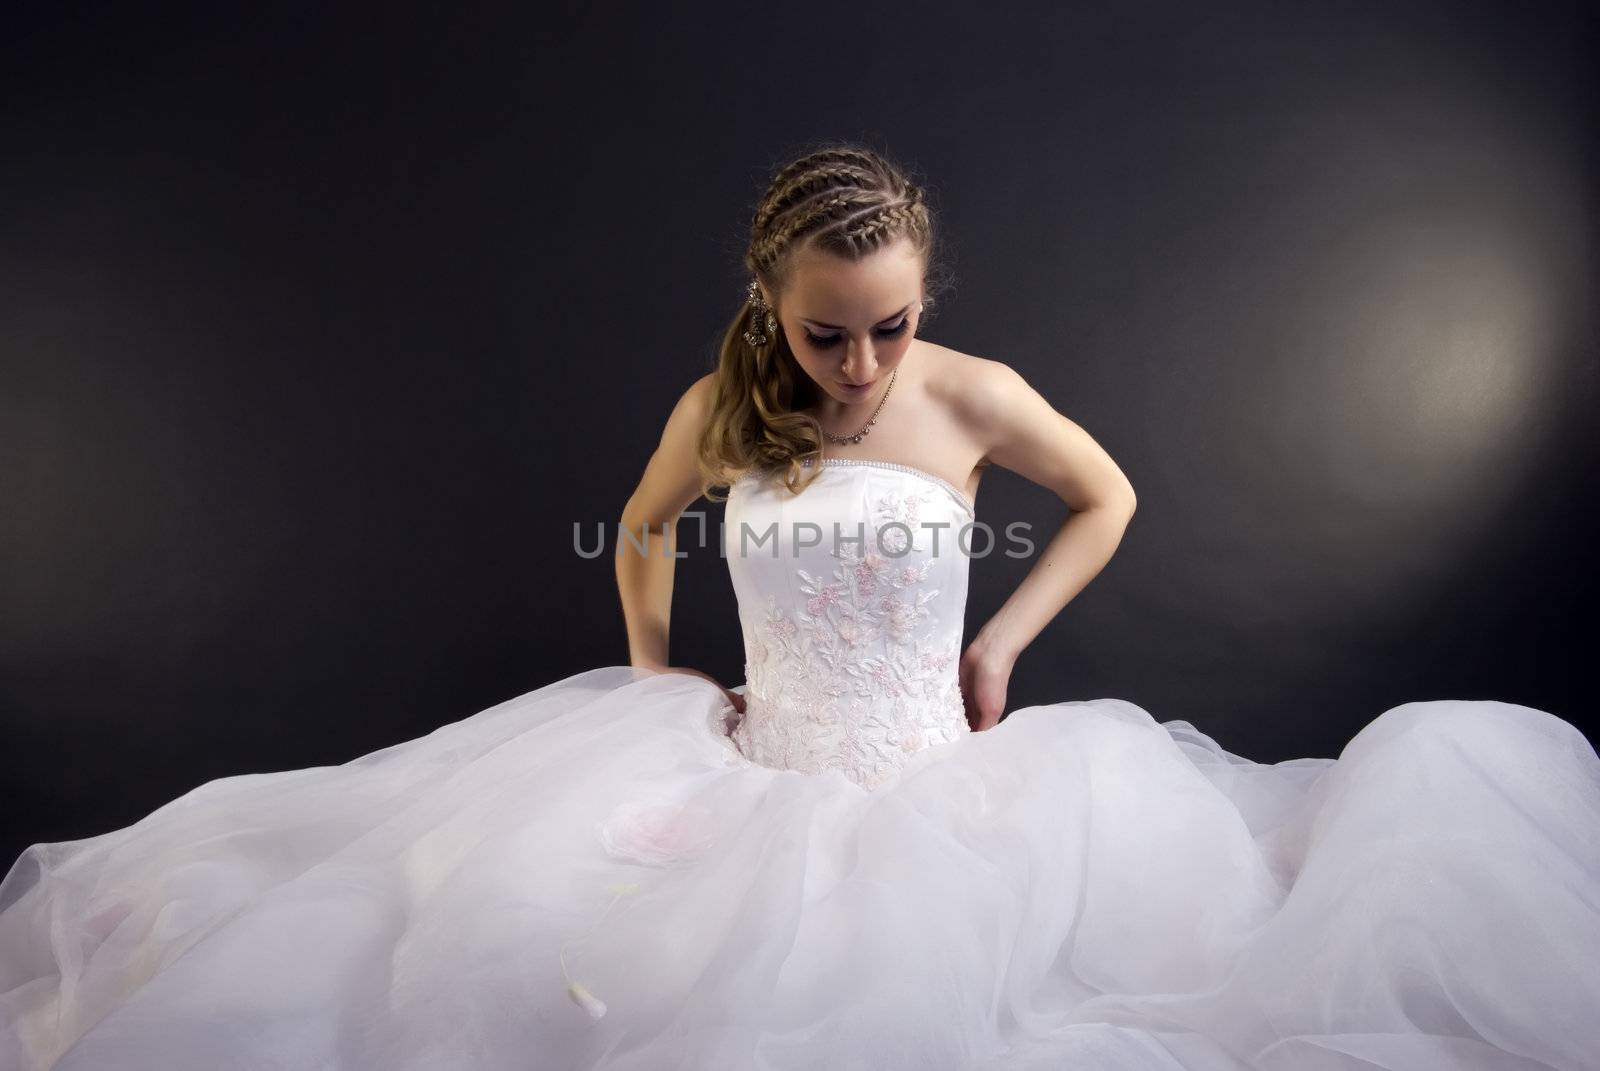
[597,799,716,867]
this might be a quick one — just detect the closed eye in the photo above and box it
[803,319,910,348]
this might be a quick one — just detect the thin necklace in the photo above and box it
[820,367,898,445]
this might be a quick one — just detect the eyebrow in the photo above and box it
[799,303,913,331]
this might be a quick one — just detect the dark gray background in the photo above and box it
[3,0,1594,864]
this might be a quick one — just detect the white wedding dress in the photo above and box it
[2,457,1597,1070]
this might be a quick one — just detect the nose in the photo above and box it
[843,338,878,385]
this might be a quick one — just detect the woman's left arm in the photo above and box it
[957,360,1138,731]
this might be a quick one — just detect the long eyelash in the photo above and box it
[803,320,910,348]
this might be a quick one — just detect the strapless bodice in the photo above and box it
[723,458,976,789]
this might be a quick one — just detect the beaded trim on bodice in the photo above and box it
[719,459,975,790]
[790,457,977,516]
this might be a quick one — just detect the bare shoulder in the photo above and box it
[917,343,1026,466]
[675,371,719,424]
[650,370,719,458]
[921,343,1135,511]
[654,370,724,454]
[624,371,721,523]
[950,345,1021,397]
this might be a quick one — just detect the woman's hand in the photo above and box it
[959,639,1015,732]
[645,664,747,715]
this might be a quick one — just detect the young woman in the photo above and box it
[3,145,1597,1071]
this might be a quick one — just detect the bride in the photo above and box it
[2,144,1597,1071]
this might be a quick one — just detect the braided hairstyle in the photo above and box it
[697,143,950,502]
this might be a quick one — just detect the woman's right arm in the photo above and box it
[615,372,719,672]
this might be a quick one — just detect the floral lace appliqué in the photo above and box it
[729,487,969,789]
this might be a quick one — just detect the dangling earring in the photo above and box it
[743,279,778,349]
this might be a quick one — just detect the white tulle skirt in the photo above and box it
[2,666,1597,1070]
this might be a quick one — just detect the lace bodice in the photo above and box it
[722,458,977,789]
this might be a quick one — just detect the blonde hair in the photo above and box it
[696,142,950,502]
